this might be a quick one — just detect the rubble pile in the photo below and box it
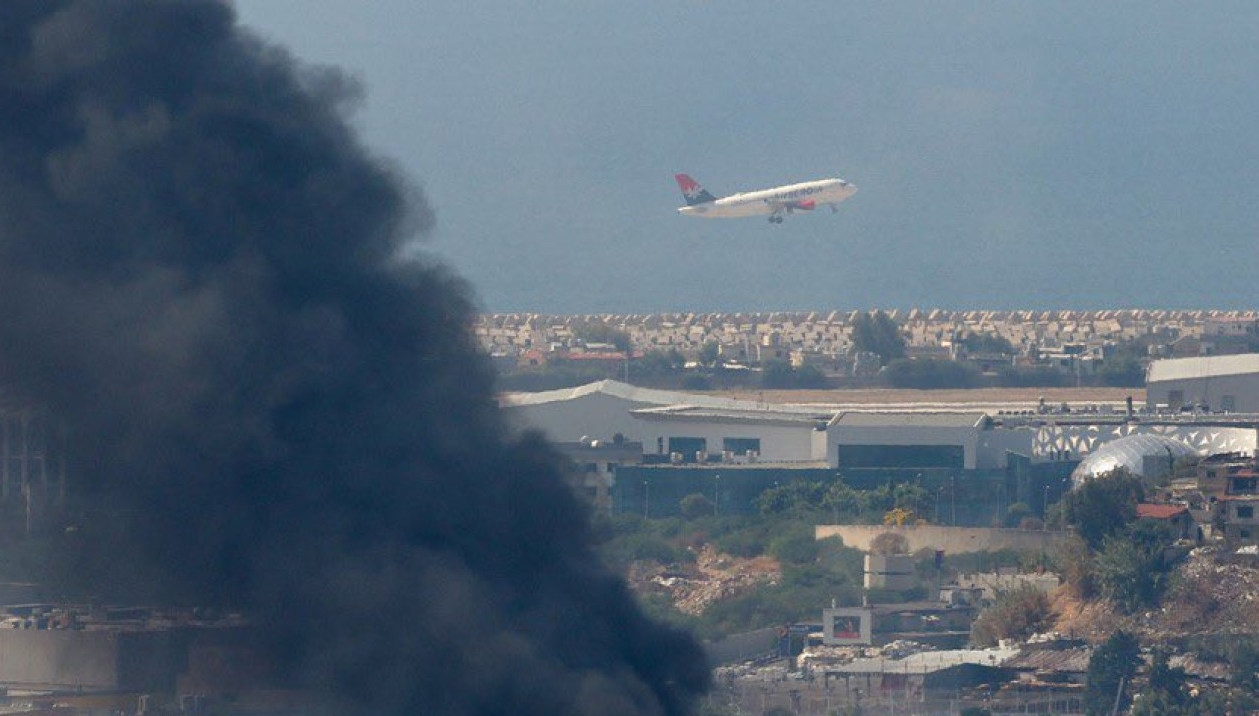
[1155,546,1259,635]
[633,544,780,615]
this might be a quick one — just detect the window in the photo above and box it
[1233,478,1257,494]
[1238,505,1255,520]
[837,444,965,469]
[723,437,761,455]
[667,437,707,461]
[584,462,598,474]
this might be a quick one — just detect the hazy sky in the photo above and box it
[234,1,1259,314]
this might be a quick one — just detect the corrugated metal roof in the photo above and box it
[629,405,831,427]
[827,648,1019,675]
[1137,503,1190,519]
[1169,654,1230,681]
[499,380,783,411]
[1005,648,1092,673]
[1148,354,1259,384]
[830,412,987,429]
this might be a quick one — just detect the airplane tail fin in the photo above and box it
[674,174,717,205]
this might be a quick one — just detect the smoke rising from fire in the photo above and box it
[0,2,709,713]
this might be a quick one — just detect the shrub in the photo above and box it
[1004,502,1032,528]
[1094,521,1175,614]
[971,583,1054,646]
[1053,533,1095,598]
[870,532,910,555]
[769,524,820,565]
[680,493,715,520]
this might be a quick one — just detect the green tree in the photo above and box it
[1055,533,1096,598]
[768,523,821,565]
[574,322,631,353]
[1227,641,1259,691]
[1085,631,1141,716]
[681,373,712,391]
[851,311,905,365]
[962,332,1014,354]
[1004,502,1032,528]
[699,340,720,368]
[995,364,1067,388]
[634,350,678,378]
[823,480,862,523]
[756,480,826,516]
[1062,468,1144,549]
[1147,648,1189,706]
[762,359,796,388]
[884,358,982,388]
[795,363,828,388]
[1099,356,1145,388]
[1099,341,1147,388]
[1094,529,1169,613]
[679,493,715,520]
[970,583,1054,646]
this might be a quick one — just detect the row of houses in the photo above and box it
[478,310,1259,366]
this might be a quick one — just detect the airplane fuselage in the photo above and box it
[677,178,856,219]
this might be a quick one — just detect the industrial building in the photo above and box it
[506,380,1259,519]
[1147,354,1259,412]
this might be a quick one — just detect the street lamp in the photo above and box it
[714,473,721,517]
[1043,485,1051,529]
[936,486,944,524]
[950,475,957,526]
[643,480,650,519]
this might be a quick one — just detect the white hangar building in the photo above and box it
[1147,354,1259,413]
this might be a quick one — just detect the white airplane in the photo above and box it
[674,173,857,224]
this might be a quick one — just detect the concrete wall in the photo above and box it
[815,525,1070,554]
[0,629,183,691]
[864,554,915,590]
[0,629,119,689]
[704,627,780,665]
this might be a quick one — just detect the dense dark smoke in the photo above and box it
[0,2,709,714]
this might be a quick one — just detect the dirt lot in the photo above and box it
[710,387,1144,406]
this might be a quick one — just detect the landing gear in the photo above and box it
[768,215,784,224]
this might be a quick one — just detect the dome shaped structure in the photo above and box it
[1070,434,1198,488]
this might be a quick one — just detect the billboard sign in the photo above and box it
[822,607,872,646]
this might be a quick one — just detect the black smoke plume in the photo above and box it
[0,2,709,713]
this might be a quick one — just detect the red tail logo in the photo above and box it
[674,174,717,205]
